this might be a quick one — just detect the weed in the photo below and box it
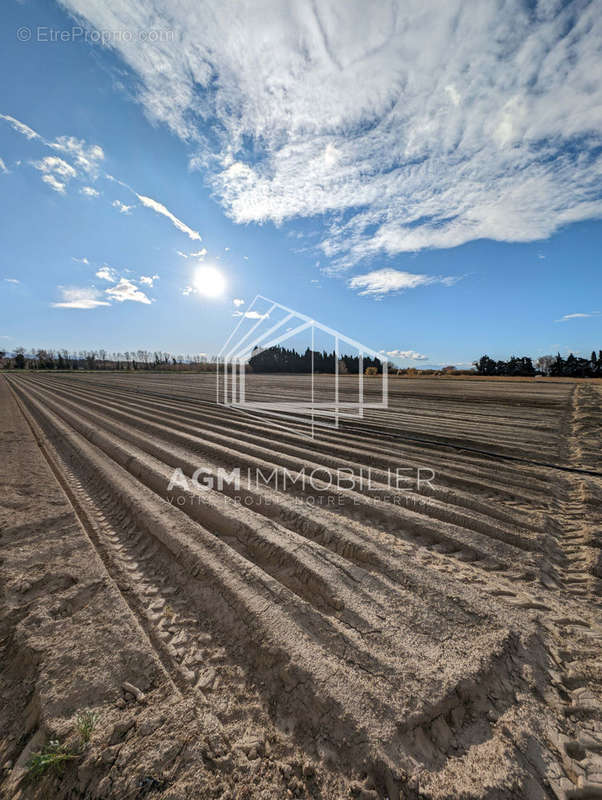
[25,739,78,780]
[76,709,99,744]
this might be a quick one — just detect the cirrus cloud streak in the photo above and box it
[57,0,602,268]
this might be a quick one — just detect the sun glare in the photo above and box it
[193,265,226,298]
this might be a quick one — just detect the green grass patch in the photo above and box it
[25,739,79,779]
[76,710,99,744]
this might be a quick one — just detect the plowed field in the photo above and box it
[1,373,601,799]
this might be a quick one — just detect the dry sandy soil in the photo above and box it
[0,372,601,800]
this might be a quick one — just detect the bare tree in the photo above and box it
[535,355,554,376]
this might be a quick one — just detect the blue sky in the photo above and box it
[1,0,601,367]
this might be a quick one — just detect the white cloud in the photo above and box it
[72,256,89,264]
[181,286,193,296]
[233,310,269,319]
[0,157,7,174]
[4,278,19,284]
[135,193,201,240]
[0,113,40,141]
[190,248,207,258]
[49,136,104,176]
[233,298,245,307]
[52,286,110,309]
[32,156,77,193]
[36,156,76,177]
[1,113,104,173]
[348,268,458,297]
[1,114,204,256]
[2,114,105,196]
[386,349,429,361]
[107,177,205,242]
[42,174,66,193]
[556,311,600,323]
[113,199,134,214]
[96,266,118,282]
[57,0,602,266]
[444,84,461,107]
[139,274,159,287]
[105,278,152,304]
[176,250,188,258]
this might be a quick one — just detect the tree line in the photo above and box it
[248,346,385,374]
[475,351,602,378]
[0,348,218,371]
[2,345,600,377]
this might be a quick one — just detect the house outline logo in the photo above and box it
[217,295,388,438]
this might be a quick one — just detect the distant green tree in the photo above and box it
[475,355,497,375]
[505,356,535,376]
[14,347,26,369]
[249,345,382,374]
[550,353,565,377]
[564,353,578,376]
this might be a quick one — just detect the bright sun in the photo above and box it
[193,265,226,298]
